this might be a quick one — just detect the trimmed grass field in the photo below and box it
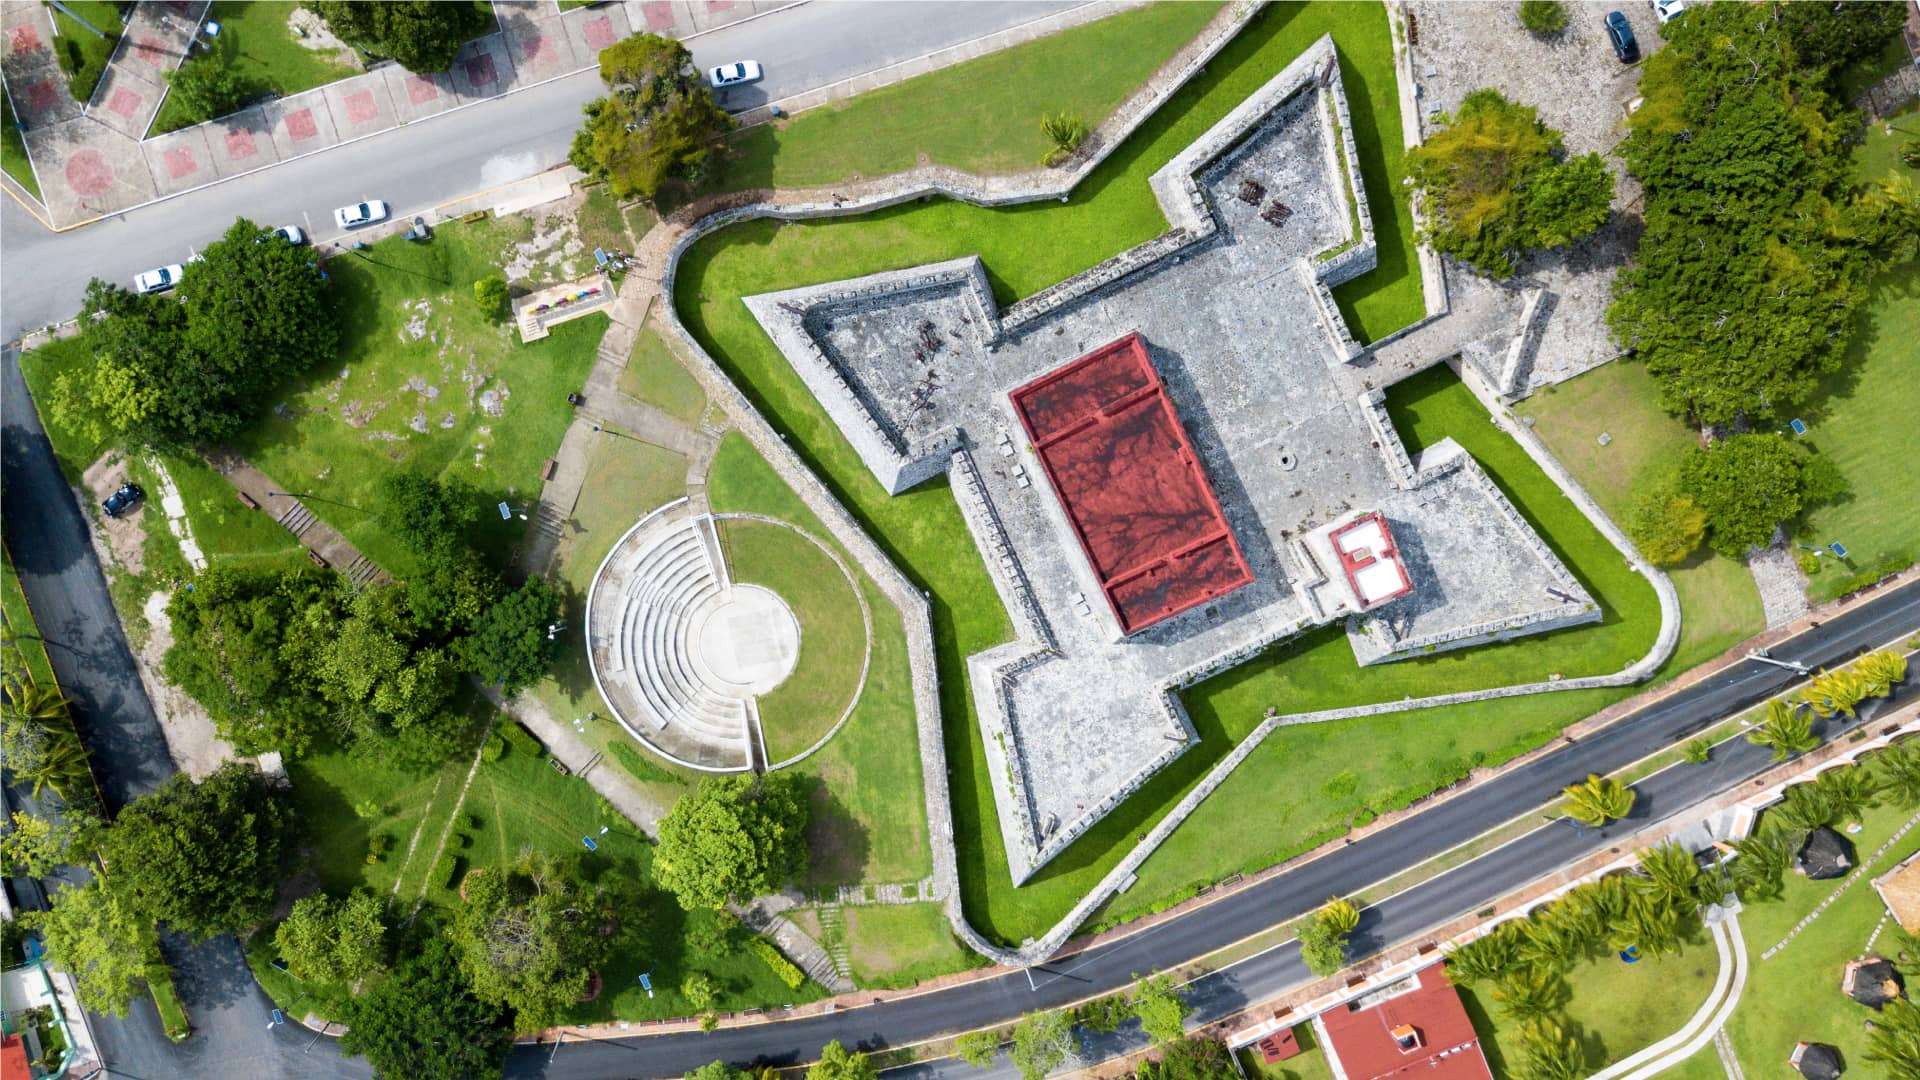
[48,1,123,105]
[700,3,1223,195]
[150,1,360,135]
[2,95,40,200]
[1238,1026,1336,1080]
[231,218,601,576]
[617,319,708,425]
[17,336,109,483]
[842,903,981,989]
[674,3,1646,945]
[1516,361,1766,663]
[1,546,58,690]
[717,518,867,764]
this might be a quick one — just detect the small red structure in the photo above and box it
[1327,511,1413,611]
[1009,332,1253,634]
[1255,1026,1302,1063]
[1,1034,29,1080]
[1317,964,1492,1080]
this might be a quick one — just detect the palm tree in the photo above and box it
[1608,893,1685,958]
[1492,968,1566,1023]
[1857,650,1910,696]
[1633,842,1701,911]
[0,678,68,724]
[1878,740,1920,810]
[1805,763,1881,826]
[1447,923,1524,986]
[17,728,91,801]
[1317,896,1361,936]
[1866,998,1920,1077]
[1517,1018,1586,1080]
[1729,828,1794,902]
[1772,782,1836,833]
[1561,774,1635,826]
[1517,913,1581,976]
[1803,668,1872,719]
[1748,699,1819,761]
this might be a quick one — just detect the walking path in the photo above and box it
[1759,806,1920,959]
[204,449,388,587]
[1589,911,1748,1080]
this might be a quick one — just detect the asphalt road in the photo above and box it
[518,578,1920,1078]
[0,0,1086,342]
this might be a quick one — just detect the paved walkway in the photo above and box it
[204,449,388,587]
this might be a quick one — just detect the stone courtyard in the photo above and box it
[744,38,1599,885]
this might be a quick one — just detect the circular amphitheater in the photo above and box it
[585,501,869,772]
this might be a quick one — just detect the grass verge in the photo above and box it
[49,1,124,104]
[2,94,41,200]
[150,1,360,135]
[842,903,982,990]
[617,319,708,425]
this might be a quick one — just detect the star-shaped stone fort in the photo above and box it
[745,38,1600,885]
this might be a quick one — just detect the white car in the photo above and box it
[708,60,762,89]
[333,200,388,229]
[1652,0,1686,24]
[273,225,306,245]
[132,264,184,294]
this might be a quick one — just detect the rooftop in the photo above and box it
[1315,964,1493,1080]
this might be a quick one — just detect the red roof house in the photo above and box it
[1314,964,1493,1080]
[1,1034,29,1080]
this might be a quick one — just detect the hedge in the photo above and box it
[753,939,806,990]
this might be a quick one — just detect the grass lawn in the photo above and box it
[1460,927,1719,1076]
[574,184,633,258]
[697,2,1223,197]
[17,336,110,483]
[230,218,602,576]
[1517,360,1766,663]
[2,94,41,200]
[716,518,866,764]
[1237,1027,1336,1080]
[49,0,124,104]
[1,546,59,690]
[150,2,361,135]
[153,451,309,569]
[617,319,708,425]
[675,4,1629,946]
[842,903,982,989]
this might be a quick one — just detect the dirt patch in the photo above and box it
[287,7,362,71]
[81,453,146,575]
[140,590,237,780]
[505,194,589,284]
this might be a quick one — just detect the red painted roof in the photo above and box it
[1009,332,1253,634]
[1327,511,1413,610]
[1,1034,30,1080]
[1318,965,1493,1080]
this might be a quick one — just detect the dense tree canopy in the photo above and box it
[1132,975,1191,1046]
[452,859,615,1029]
[1676,433,1844,556]
[462,577,564,692]
[1133,1036,1235,1080]
[1608,2,1914,425]
[654,773,809,909]
[164,566,336,755]
[1406,88,1612,277]
[54,218,334,450]
[0,810,95,878]
[167,57,248,125]
[341,938,512,1080]
[568,34,731,201]
[313,1,491,74]
[31,879,150,1016]
[1627,484,1708,567]
[807,1041,880,1080]
[274,890,389,985]
[1009,1010,1075,1080]
[96,763,291,940]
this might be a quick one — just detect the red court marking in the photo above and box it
[641,2,674,32]
[107,88,141,118]
[343,89,378,124]
[132,36,169,68]
[65,149,112,196]
[583,16,615,50]
[706,0,736,11]
[163,145,198,179]
[465,54,497,87]
[26,79,57,112]
[9,24,43,54]
[283,107,317,140]
[224,128,258,159]
[521,32,547,60]
[405,74,439,104]
[1009,332,1253,635]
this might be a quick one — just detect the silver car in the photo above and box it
[333,200,389,229]
[132,264,184,294]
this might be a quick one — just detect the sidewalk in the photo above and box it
[204,449,388,587]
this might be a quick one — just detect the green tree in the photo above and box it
[568,34,731,201]
[167,57,248,125]
[1517,0,1567,37]
[1857,651,1910,697]
[1747,699,1819,761]
[312,1,491,73]
[1516,1017,1585,1080]
[96,763,291,940]
[1776,0,1908,74]
[1297,918,1347,977]
[474,275,510,322]
[1445,922,1525,985]
[1802,667,1874,719]
[1131,974,1189,1046]
[1683,738,1712,764]
[1492,967,1566,1023]
[688,1064,750,1080]
[1133,1035,1235,1080]
[681,970,718,1013]
[1008,1010,1075,1080]
[1678,434,1841,556]
[1561,773,1634,826]
[451,859,614,1029]
[955,1030,1001,1068]
[341,938,512,1080]
[808,1040,879,1080]
[0,810,96,877]
[1876,741,1920,809]
[1406,88,1612,277]
[1632,842,1702,910]
[654,773,809,909]
[163,566,336,755]
[1729,828,1794,902]
[463,577,563,692]
[376,472,483,563]
[1628,485,1707,567]
[31,879,150,1016]
[274,890,389,984]
[1866,997,1920,1077]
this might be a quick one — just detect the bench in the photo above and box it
[541,458,558,481]
[236,491,260,510]
[306,549,329,569]
[548,757,571,776]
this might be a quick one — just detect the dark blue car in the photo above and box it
[1606,11,1640,63]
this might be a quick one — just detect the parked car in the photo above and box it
[102,483,144,518]
[1605,11,1640,62]
[333,200,388,229]
[131,264,184,294]
[273,225,307,245]
[1652,0,1686,24]
[708,60,762,89]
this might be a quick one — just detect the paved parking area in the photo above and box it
[1407,0,1664,393]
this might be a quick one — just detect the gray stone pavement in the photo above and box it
[2,4,80,131]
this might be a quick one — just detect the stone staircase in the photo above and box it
[276,500,318,538]
[815,905,851,984]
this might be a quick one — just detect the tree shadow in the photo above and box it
[800,774,871,892]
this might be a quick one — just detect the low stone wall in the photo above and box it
[1496,287,1548,396]
[1361,389,1418,487]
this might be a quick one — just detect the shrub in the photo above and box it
[1040,112,1089,166]
[753,938,806,990]
[434,853,462,889]
[501,722,543,758]
[365,831,393,865]
[1629,487,1707,567]
[473,276,510,322]
[480,732,506,761]
[353,799,382,819]
[450,832,471,851]
[1683,738,1712,764]
[1902,141,1920,169]
[1518,0,1567,36]
[167,59,250,125]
